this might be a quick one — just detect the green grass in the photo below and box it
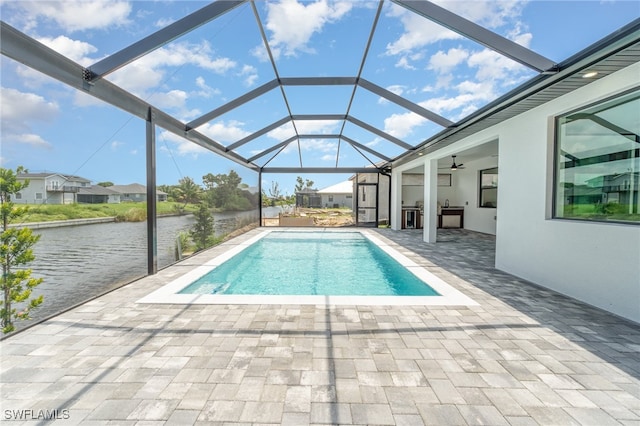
[561,203,640,222]
[19,202,198,223]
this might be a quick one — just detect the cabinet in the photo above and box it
[402,208,422,229]
[438,207,464,229]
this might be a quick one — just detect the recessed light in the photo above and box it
[582,71,598,79]
[417,152,424,156]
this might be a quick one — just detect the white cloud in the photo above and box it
[110,141,123,150]
[266,122,296,141]
[159,131,208,157]
[261,0,353,59]
[109,41,237,97]
[428,47,469,73]
[385,3,460,56]
[197,121,251,145]
[9,133,53,149]
[37,35,99,66]
[239,65,259,87]
[468,48,524,82]
[0,88,58,147]
[385,1,528,57]
[148,89,187,110]
[155,17,176,28]
[289,138,337,155]
[11,0,132,32]
[194,77,221,98]
[386,85,406,96]
[395,56,416,70]
[383,112,426,138]
[295,120,341,135]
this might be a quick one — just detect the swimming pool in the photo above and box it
[179,231,439,296]
[138,228,477,306]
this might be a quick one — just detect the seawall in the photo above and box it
[8,217,117,229]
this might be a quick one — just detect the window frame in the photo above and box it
[552,87,640,225]
[479,167,498,208]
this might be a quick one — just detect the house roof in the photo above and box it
[318,181,353,194]
[17,172,90,183]
[109,183,167,195]
[78,186,120,196]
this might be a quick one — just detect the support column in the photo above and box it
[258,170,263,226]
[423,158,438,243]
[146,108,158,274]
[390,170,402,230]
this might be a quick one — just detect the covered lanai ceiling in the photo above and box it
[2,1,639,176]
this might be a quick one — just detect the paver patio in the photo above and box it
[1,228,638,425]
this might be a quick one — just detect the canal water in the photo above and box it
[14,209,264,331]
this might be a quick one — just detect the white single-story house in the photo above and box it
[390,61,640,324]
[109,183,168,202]
[317,180,353,209]
[14,172,90,204]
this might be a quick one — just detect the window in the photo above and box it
[479,167,498,208]
[554,89,639,223]
[15,192,22,200]
[328,195,333,202]
[35,193,43,200]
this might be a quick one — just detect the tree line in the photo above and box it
[157,170,258,211]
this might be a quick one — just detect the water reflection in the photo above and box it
[18,211,257,331]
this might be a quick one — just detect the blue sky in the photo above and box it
[1,0,639,195]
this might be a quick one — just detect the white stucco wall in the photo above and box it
[486,64,639,323]
[391,63,640,323]
[453,156,498,235]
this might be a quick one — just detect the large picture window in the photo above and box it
[554,89,639,223]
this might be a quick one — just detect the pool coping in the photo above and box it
[137,228,478,306]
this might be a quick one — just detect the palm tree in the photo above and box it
[175,177,201,204]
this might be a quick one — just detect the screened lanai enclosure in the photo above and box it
[2,0,639,330]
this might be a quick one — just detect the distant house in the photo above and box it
[15,172,91,204]
[109,183,168,202]
[318,181,353,209]
[77,185,121,204]
[585,172,639,205]
[295,189,321,208]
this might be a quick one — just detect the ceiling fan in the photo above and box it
[440,155,465,170]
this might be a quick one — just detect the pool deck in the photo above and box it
[1,227,639,425]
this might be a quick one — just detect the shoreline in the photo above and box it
[7,217,117,229]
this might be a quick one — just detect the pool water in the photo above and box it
[179,231,439,296]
